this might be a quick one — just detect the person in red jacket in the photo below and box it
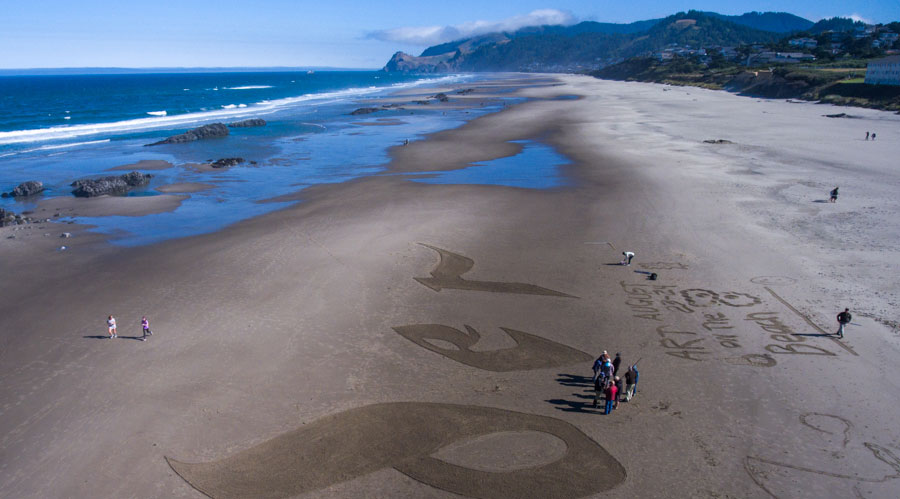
[605,382,618,415]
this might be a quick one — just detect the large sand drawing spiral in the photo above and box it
[745,412,900,498]
[167,402,626,499]
[414,243,577,298]
[392,324,592,371]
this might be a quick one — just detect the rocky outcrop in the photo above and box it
[350,107,381,116]
[434,93,449,102]
[70,171,152,197]
[382,51,461,73]
[0,207,34,227]
[146,123,230,146]
[210,158,244,168]
[0,207,15,226]
[228,118,267,128]
[2,180,44,198]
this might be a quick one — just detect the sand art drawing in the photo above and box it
[639,262,689,270]
[168,402,626,499]
[763,287,858,356]
[745,412,900,498]
[414,243,577,298]
[750,276,797,286]
[392,324,592,371]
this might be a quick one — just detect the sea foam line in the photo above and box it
[0,74,472,146]
[226,85,273,90]
[0,139,111,158]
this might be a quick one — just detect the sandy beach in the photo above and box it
[1,74,899,498]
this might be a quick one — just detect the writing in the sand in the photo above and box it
[622,282,837,364]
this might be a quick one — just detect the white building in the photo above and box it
[865,55,900,85]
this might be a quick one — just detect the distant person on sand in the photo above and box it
[624,366,637,401]
[612,352,622,376]
[141,316,152,341]
[604,381,618,415]
[872,133,876,141]
[866,131,870,140]
[107,315,117,339]
[632,363,640,394]
[830,187,839,203]
[621,251,635,266]
[836,308,852,338]
[613,376,624,409]
[592,355,603,382]
[593,374,605,409]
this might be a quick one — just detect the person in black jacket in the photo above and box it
[836,308,852,338]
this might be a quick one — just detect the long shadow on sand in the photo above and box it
[82,335,145,341]
[555,373,594,387]
[546,395,605,414]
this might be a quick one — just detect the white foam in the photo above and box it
[0,74,472,146]
[147,110,167,116]
[226,85,273,90]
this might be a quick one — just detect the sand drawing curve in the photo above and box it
[414,243,577,298]
[763,287,858,356]
[167,402,626,499]
[393,324,592,371]
[745,413,900,498]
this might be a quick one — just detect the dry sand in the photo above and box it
[1,74,899,499]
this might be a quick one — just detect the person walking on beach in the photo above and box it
[613,376,624,409]
[624,366,637,401]
[866,131,870,140]
[612,353,622,376]
[836,308,852,338]
[107,315,117,339]
[631,363,640,394]
[621,251,635,266]
[593,374,604,409]
[604,381,618,415]
[829,187,839,203]
[872,132,876,141]
[592,355,604,382]
[141,316,152,341]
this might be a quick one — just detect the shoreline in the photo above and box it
[1,73,899,498]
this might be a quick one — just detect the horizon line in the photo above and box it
[0,66,382,76]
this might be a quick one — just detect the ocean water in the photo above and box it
[0,71,562,246]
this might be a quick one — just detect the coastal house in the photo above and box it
[865,55,900,85]
[789,37,818,49]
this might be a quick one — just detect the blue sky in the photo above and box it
[1,1,898,69]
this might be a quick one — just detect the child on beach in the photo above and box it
[621,251,635,266]
[829,187,838,203]
[107,315,117,339]
[141,316,152,341]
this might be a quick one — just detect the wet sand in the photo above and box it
[1,74,899,499]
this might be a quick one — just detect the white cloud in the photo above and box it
[846,13,874,25]
[367,9,576,46]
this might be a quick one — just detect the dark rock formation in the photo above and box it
[70,171,152,197]
[823,113,860,119]
[350,107,381,115]
[414,100,430,105]
[456,88,475,95]
[703,139,734,144]
[434,93,449,102]
[0,207,33,227]
[146,123,230,146]
[228,118,267,128]
[2,180,44,198]
[210,158,244,168]
[0,208,15,226]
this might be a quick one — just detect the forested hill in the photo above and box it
[383,11,796,73]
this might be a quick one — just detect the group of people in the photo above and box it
[591,351,639,415]
[106,315,152,341]
[865,131,876,141]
